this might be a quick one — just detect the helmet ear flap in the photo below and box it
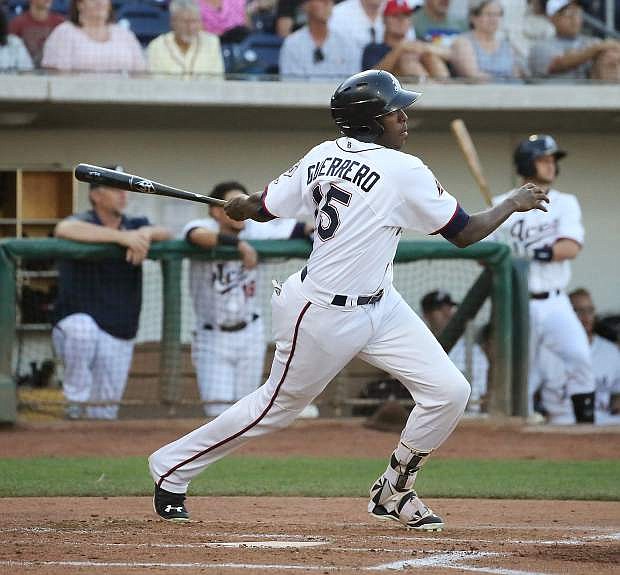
[344,118,384,143]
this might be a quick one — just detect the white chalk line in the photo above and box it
[371,551,553,575]
[0,560,338,571]
[0,552,554,575]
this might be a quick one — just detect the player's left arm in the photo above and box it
[450,184,549,248]
[538,195,584,262]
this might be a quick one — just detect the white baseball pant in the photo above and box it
[52,313,134,419]
[192,318,266,416]
[528,292,594,415]
[149,270,470,493]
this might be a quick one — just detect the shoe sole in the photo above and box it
[370,511,444,532]
[152,495,190,523]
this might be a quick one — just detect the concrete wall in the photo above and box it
[1,127,618,313]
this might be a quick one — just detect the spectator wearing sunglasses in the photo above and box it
[279,0,359,79]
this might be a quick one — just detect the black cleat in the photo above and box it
[153,485,190,522]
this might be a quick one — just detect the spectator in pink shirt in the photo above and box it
[9,0,64,67]
[198,0,250,43]
[42,0,146,72]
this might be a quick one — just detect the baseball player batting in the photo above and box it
[148,70,548,530]
[492,135,595,423]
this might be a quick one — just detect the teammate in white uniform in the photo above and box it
[492,135,595,423]
[183,181,309,416]
[149,70,548,530]
[540,288,620,425]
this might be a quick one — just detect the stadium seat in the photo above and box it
[50,0,69,15]
[116,2,170,47]
[223,33,282,76]
[5,0,29,18]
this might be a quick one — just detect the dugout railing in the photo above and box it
[0,238,528,423]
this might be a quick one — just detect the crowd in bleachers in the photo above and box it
[1,0,619,80]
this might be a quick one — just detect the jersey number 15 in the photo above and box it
[312,184,352,241]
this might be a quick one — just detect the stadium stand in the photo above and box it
[116,1,171,46]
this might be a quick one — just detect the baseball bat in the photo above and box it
[449,119,493,207]
[74,164,226,207]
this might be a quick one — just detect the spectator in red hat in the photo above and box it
[362,0,449,79]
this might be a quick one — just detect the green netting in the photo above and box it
[0,238,523,423]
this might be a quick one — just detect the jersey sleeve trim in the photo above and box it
[430,204,470,239]
[259,187,278,221]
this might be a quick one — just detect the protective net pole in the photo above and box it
[489,249,513,416]
[160,258,182,410]
[0,243,17,423]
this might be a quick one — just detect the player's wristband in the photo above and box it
[217,233,240,247]
[532,246,553,262]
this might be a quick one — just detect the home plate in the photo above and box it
[207,541,327,549]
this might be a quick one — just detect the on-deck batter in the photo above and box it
[149,70,549,530]
[492,134,595,423]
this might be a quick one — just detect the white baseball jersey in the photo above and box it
[263,137,460,295]
[591,335,620,424]
[492,189,584,293]
[538,334,620,425]
[182,218,297,329]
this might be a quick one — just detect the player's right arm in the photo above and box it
[450,183,549,248]
[226,156,311,223]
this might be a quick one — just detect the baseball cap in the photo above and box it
[546,0,581,17]
[383,0,422,17]
[421,290,457,314]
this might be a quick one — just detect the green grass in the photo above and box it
[0,456,618,500]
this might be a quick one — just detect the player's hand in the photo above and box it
[121,229,151,265]
[508,183,550,213]
[224,196,251,221]
[238,240,258,269]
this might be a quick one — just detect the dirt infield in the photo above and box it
[1,418,619,574]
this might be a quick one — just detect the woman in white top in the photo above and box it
[0,7,34,71]
[42,0,146,72]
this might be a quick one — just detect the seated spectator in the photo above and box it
[247,0,277,33]
[414,0,467,46]
[504,0,554,63]
[362,0,449,80]
[451,0,525,82]
[279,0,359,79]
[198,0,250,44]
[8,0,64,67]
[570,288,620,425]
[275,0,305,37]
[147,0,224,76]
[0,7,34,71]
[421,290,489,414]
[329,0,385,66]
[42,0,146,72]
[529,0,620,81]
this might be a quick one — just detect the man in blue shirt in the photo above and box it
[53,166,170,419]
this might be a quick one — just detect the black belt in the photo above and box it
[530,289,561,300]
[300,266,383,307]
[204,313,259,332]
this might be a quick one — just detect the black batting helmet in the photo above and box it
[514,134,567,177]
[330,70,421,143]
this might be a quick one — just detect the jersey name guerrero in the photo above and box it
[263,137,465,295]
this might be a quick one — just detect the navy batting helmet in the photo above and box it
[514,134,567,178]
[330,70,421,143]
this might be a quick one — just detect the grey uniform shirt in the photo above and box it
[529,35,597,79]
[279,26,360,80]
